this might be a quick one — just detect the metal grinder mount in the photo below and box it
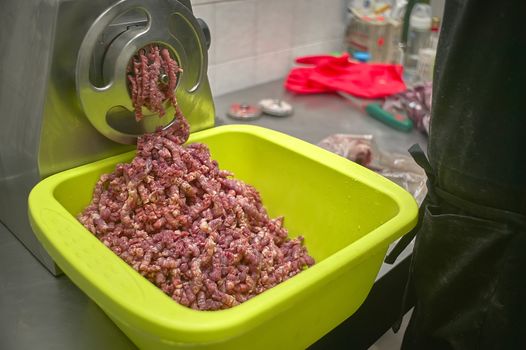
[0,0,214,274]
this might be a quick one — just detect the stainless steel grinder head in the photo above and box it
[77,0,212,144]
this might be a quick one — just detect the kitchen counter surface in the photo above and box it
[0,80,427,350]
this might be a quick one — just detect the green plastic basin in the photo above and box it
[28,124,417,349]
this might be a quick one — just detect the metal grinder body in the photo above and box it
[0,0,214,274]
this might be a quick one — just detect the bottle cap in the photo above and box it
[227,103,262,120]
[353,51,371,62]
[409,4,432,30]
[258,99,293,117]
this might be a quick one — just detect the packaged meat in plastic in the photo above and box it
[382,82,433,135]
[318,134,427,206]
[317,134,376,168]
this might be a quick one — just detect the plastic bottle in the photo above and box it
[404,3,432,77]
[348,0,374,16]
[415,16,440,82]
[428,16,441,50]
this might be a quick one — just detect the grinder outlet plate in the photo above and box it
[76,0,208,144]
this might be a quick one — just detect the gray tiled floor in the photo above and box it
[369,310,413,350]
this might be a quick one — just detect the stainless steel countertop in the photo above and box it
[0,80,427,350]
[214,83,427,155]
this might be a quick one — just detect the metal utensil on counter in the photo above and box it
[338,91,413,132]
[227,103,262,120]
[258,99,294,117]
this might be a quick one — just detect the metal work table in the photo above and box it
[0,80,427,350]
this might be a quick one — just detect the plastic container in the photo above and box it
[416,47,436,82]
[345,8,402,63]
[29,124,417,350]
[415,16,440,82]
[405,3,432,75]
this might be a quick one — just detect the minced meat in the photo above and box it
[78,47,314,310]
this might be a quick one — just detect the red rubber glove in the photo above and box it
[285,54,406,98]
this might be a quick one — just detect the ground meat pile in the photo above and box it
[78,114,315,310]
[127,45,182,121]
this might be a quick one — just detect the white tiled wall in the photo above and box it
[192,0,347,96]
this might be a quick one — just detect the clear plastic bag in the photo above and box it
[318,134,427,205]
[383,82,432,135]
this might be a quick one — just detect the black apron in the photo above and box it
[387,1,526,349]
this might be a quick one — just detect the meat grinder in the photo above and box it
[0,0,215,274]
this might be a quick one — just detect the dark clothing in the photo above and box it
[401,1,526,349]
[430,0,526,214]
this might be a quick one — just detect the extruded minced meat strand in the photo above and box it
[78,113,315,311]
[127,45,183,121]
[161,47,179,107]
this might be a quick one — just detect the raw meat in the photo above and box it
[128,45,183,121]
[318,134,374,167]
[78,111,315,311]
